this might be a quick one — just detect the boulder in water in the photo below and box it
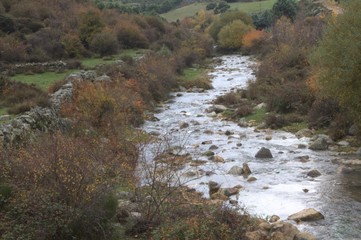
[288,208,324,222]
[255,147,273,158]
[228,166,244,176]
[307,169,321,178]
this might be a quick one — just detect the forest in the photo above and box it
[0,0,360,239]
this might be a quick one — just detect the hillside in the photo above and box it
[161,0,277,22]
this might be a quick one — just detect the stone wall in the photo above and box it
[0,70,111,147]
[1,61,68,75]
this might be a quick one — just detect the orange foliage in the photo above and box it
[242,29,265,48]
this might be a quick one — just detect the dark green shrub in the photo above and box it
[0,13,15,33]
[308,98,340,128]
[206,2,217,10]
[90,31,119,57]
[15,17,44,33]
[0,184,11,209]
[28,28,66,60]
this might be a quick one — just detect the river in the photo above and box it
[142,55,361,239]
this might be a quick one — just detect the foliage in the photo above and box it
[272,0,298,21]
[0,13,15,33]
[242,29,266,53]
[62,79,145,130]
[208,10,253,41]
[151,204,253,240]
[252,9,274,29]
[90,30,119,57]
[218,20,252,50]
[0,76,49,115]
[115,19,149,49]
[213,1,230,14]
[0,35,27,62]
[310,0,361,132]
[0,132,136,239]
[79,10,105,48]
[252,0,298,29]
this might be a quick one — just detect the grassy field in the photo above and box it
[161,0,277,22]
[11,49,147,91]
[11,71,73,91]
[82,49,147,69]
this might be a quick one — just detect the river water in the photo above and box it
[142,55,361,239]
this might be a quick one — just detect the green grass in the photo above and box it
[161,3,208,22]
[182,68,205,81]
[161,0,277,22]
[229,0,277,14]
[81,49,147,69]
[11,71,73,91]
[244,107,267,124]
[282,121,308,133]
[0,108,7,115]
[178,67,212,89]
[11,49,148,91]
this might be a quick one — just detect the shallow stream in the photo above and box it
[142,55,361,239]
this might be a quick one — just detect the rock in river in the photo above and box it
[307,169,321,178]
[288,208,324,222]
[255,147,273,158]
[228,166,244,176]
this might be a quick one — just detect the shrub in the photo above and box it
[209,10,253,41]
[328,113,353,141]
[27,28,66,60]
[15,17,44,34]
[266,81,313,114]
[0,132,136,239]
[0,13,15,33]
[233,104,253,118]
[265,113,288,129]
[0,35,27,62]
[0,77,49,114]
[218,20,251,50]
[308,97,340,129]
[79,10,105,48]
[62,33,86,58]
[214,92,241,106]
[115,20,149,49]
[90,30,119,57]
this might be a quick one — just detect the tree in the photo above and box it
[272,0,298,21]
[79,10,104,48]
[217,20,251,50]
[90,30,118,57]
[311,0,361,128]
